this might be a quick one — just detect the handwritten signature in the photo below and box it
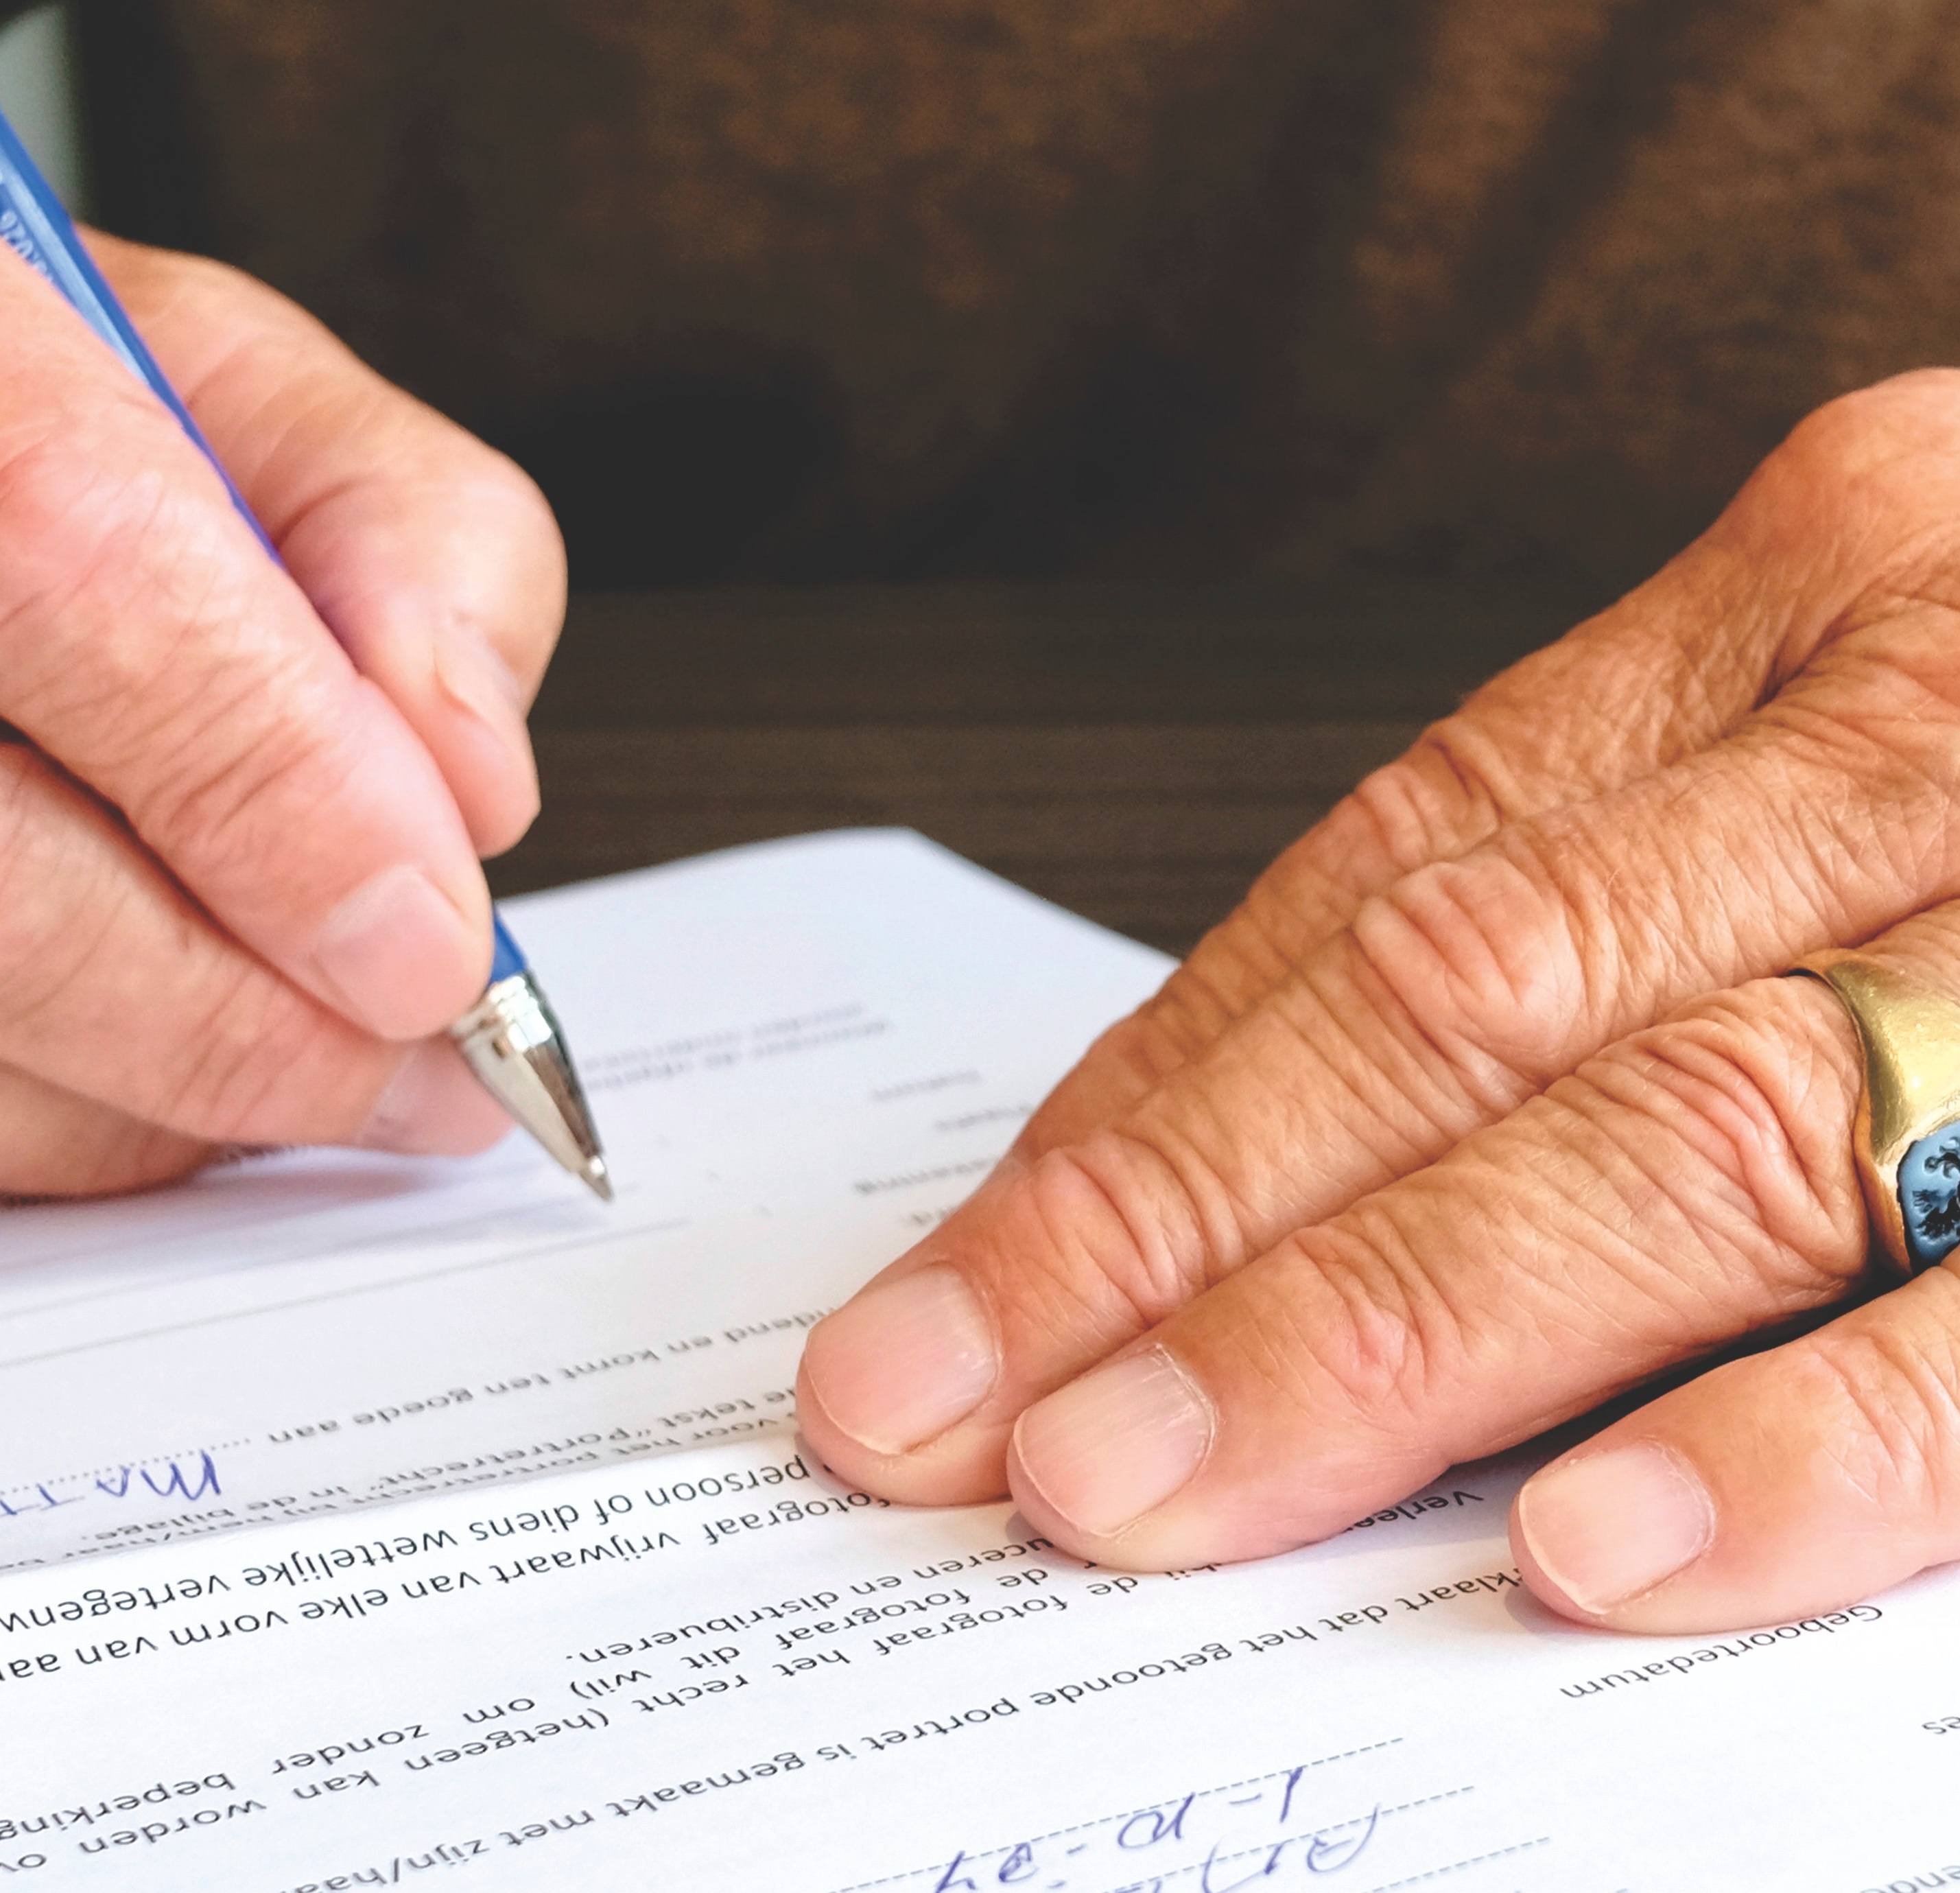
[847,1749,1414,1893]
[0,1452,221,1521]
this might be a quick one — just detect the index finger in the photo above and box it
[0,242,493,1040]
[90,232,567,859]
[998,961,1882,1571]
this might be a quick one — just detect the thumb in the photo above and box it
[1512,1264,1960,1633]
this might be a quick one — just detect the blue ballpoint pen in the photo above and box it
[0,111,612,1201]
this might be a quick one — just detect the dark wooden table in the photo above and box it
[491,577,1605,955]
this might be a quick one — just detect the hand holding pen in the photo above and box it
[0,126,604,1199]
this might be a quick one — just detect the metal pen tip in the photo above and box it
[451,971,613,1206]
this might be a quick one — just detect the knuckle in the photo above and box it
[143,969,375,1143]
[0,455,277,782]
[1783,371,1960,477]
[0,419,106,550]
[471,443,560,552]
[1002,1131,1235,1346]
[1224,1225,1444,1437]
[136,246,272,327]
[1736,372,1960,590]
[1789,1311,1960,1516]
[450,449,567,655]
[320,426,566,683]
[1045,1007,1196,1112]
[144,963,298,1136]
[1123,917,1302,1068]
[0,744,382,1147]
[0,1092,209,1201]
[0,368,187,537]
[0,426,187,652]
[1571,983,1867,1295]
[1348,834,1587,1088]
[1335,720,1513,884]
[125,659,350,878]
[0,756,137,1022]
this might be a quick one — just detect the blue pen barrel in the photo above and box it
[0,109,279,556]
[490,913,528,985]
[0,105,600,1186]
[0,105,540,1009]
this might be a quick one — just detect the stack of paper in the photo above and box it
[0,832,1950,1890]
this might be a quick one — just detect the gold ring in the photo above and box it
[1790,952,1960,1275]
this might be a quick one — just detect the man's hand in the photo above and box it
[799,368,1960,1634]
[0,231,564,1195]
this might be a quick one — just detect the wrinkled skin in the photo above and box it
[799,369,1960,1636]
[0,231,563,1195]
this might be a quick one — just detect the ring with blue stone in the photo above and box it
[1790,953,1960,1276]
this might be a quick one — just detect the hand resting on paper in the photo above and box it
[801,370,1960,1638]
[0,231,560,1197]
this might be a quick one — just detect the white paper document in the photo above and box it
[3,830,1957,1892]
[0,830,1168,1571]
[3,1437,1959,1892]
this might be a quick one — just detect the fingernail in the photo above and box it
[356,1039,514,1155]
[1013,1348,1212,1538]
[315,863,484,1039]
[440,629,534,764]
[436,628,541,840]
[436,624,528,730]
[801,1267,997,1455]
[1517,1444,1715,1615]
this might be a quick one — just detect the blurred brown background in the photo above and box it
[44,0,1960,946]
[78,0,1960,590]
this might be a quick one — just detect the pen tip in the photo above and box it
[584,1157,615,1204]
